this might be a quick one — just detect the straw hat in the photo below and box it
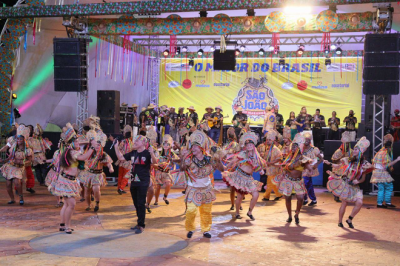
[132,104,138,108]
[236,106,243,112]
[282,126,291,139]
[383,134,394,144]
[148,103,156,109]
[187,106,196,111]
[303,132,312,140]
[265,130,278,141]
[215,106,223,112]
[121,102,128,107]
[355,136,370,153]
[179,107,184,111]
[205,106,214,111]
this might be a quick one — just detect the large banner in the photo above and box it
[159,57,363,125]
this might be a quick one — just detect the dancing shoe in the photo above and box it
[131,225,139,231]
[308,201,317,206]
[26,188,35,194]
[386,203,396,208]
[187,231,194,238]
[203,232,212,238]
[303,200,309,206]
[262,198,270,201]
[377,204,387,208]
[274,196,282,201]
[7,200,15,204]
[135,227,144,234]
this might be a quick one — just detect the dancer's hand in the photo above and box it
[352,180,359,185]
[149,146,154,153]
[260,170,265,175]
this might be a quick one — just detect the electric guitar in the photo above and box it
[208,115,229,129]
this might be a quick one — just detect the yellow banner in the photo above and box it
[159,57,362,125]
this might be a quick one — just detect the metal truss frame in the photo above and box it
[370,95,385,195]
[147,56,160,106]
[132,35,366,47]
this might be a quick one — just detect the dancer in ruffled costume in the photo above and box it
[0,125,33,205]
[324,137,373,228]
[48,123,94,234]
[29,124,52,186]
[180,130,224,239]
[78,129,114,212]
[272,133,314,224]
[153,134,179,206]
[223,131,266,220]
[371,134,400,208]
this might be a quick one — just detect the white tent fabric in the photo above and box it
[13,17,150,129]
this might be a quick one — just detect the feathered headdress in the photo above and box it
[282,126,291,140]
[341,131,351,143]
[86,129,107,147]
[33,124,43,136]
[354,136,370,153]
[240,131,258,147]
[16,125,30,139]
[60,123,77,144]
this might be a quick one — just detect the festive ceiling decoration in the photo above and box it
[316,10,339,32]
[265,11,286,32]
[0,0,398,19]
[88,12,373,35]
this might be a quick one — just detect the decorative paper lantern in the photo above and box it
[265,11,286,32]
[163,14,183,35]
[212,14,233,35]
[349,14,360,26]
[316,10,339,32]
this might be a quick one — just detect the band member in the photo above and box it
[371,134,400,208]
[295,106,312,133]
[114,135,158,234]
[178,107,188,128]
[144,104,159,128]
[114,125,134,195]
[260,130,283,201]
[159,105,170,136]
[201,106,214,129]
[223,131,266,220]
[263,106,276,135]
[274,107,284,134]
[180,130,224,239]
[273,133,315,224]
[328,111,341,140]
[330,131,352,202]
[343,110,357,141]
[232,107,248,139]
[139,107,147,129]
[285,111,297,140]
[311,109,325,149]
[49,123,94,234]
[325,137,372,228]
[390,109,400,142]
[168,107,179,142]
[0,125,33,205]
[209,106,224,144]
[154,134,179,206]
[187,106,198,132]
[302,132,323,206]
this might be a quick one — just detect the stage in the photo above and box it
[0,181,399,266]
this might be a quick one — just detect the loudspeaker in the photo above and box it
[363,34,400,95]
[53,38,88,92]
[363,81,399,95]
[100,118,120,134]
[363,67,399,81]
[213,49,236,71]
[97,90,120,119]
[364,34,400,52]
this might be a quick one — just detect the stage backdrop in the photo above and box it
[159,57,363,125]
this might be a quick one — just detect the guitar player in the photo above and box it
[168,107,179,142]
[201,106,214,134]
[209,106,224,143]
[232,106,248,139]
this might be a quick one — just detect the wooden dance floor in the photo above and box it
[0,181,399,265]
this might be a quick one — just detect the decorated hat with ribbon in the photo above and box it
[354,136,370,153]
[265,130,278,141]
[383,134,394,145]
[123,125,133,135]
[16,124,30,139]
[292,133,306,152]
[162,134,174,147]
[341,131,352,143]
[60,123,77,144]
[189,130,208,149]
[86,129,107,147]
[240,131,258,146]
[282,126,291,139]
[303,132,312,140]
[33,123,44,136]
[146,126,157,142]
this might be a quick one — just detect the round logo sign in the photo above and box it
[182,79,192,89]
[297,80,307,91]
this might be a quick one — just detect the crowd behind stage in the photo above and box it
[0,104,399,238]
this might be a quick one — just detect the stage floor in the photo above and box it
[0,181,399,266]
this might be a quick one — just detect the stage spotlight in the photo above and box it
[235,49,240,56]
[284,6,312,15]
[210,45,216,52]
[13,108,21,119]
[12,93,17,100]
[200,10,208,17]
[240,45,246,52]
[335,47,342,56]
[163,49,170,57]
[325,57,332,66]
[197,48,204,56]
[182,46,188,52]
[189,58,194,67]
[324,45,330,54]
[247,9,255,16]
[330,44,337,50]
[296,44,305,56]
[175,47,181,55]
[258,48,265,56]
[268,45,274,51]
[273,46,280,54]
[279,57,285,66]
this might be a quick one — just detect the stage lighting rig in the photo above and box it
[197,49,204,56]
[335,47,342,56]
[235,49,240,56]
[210,45,216,52]
[296,44,305,56]
[13,108,21,119]
[182,46,188,52]
[324,44,330,54]
[163,49,170,57]
[189,58,194,67]
[373,3,393,32]
[258,48,265,56]
[12,93,17,100]
[325,57,331,66]
[247,9,255,17]
[200,10,208,17]
[175,47,181,55]
[240,45,246,52]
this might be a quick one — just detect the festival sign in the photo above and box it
[159,57,363,126]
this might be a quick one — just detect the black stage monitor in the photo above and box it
[213,49,236,71]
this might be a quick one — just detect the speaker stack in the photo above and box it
[53,38,88,92]
[363,33,400,95]
[97,90,120,134]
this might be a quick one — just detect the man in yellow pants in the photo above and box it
[261,130,283,201]
[180,130,224,239]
